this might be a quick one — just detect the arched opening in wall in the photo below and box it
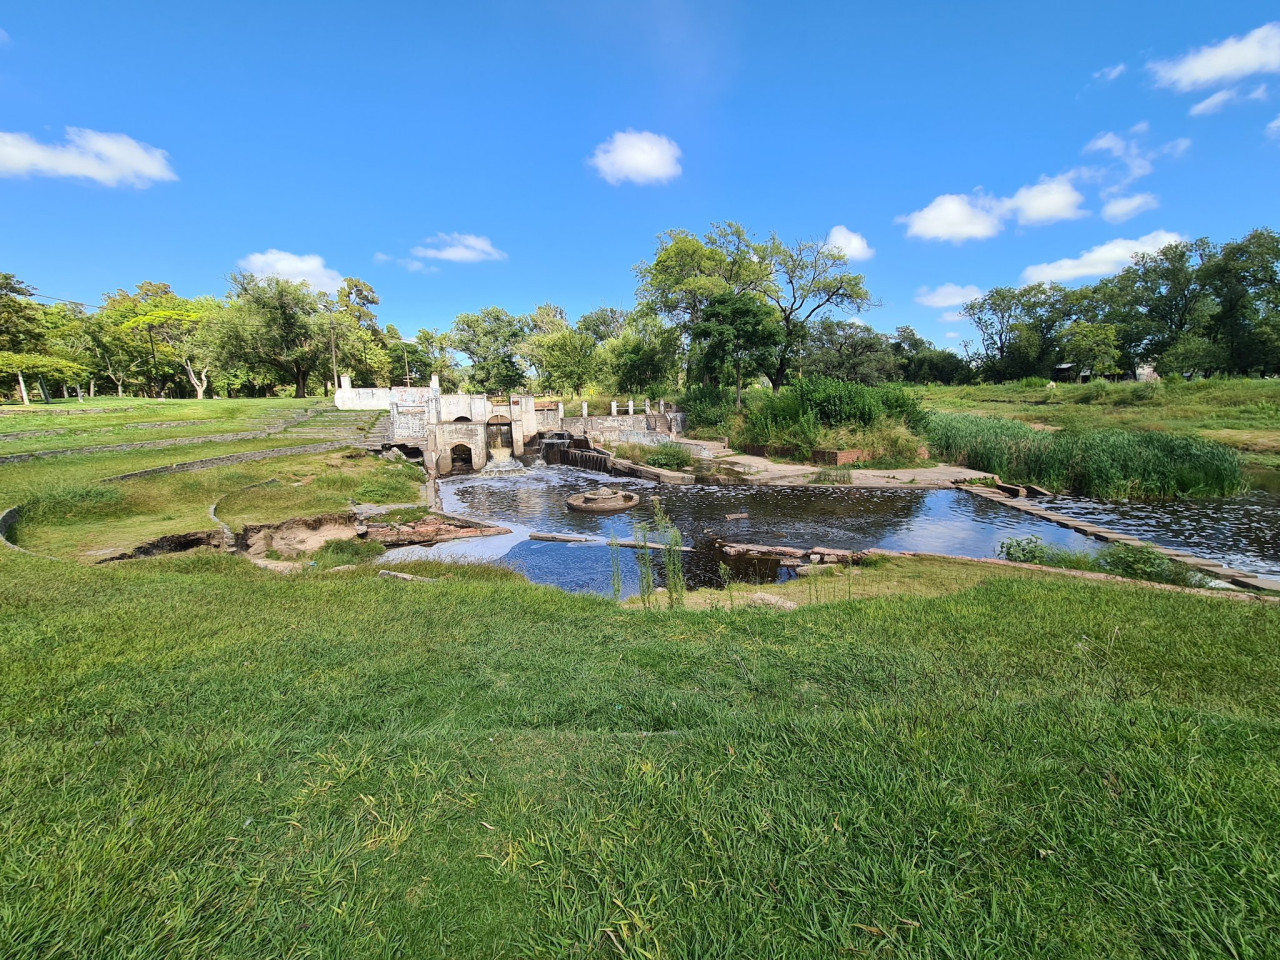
[450,444,474,472]
[486,415,513,449]
[453,415,472,422]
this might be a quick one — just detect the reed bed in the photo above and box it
[926,413,1246,499]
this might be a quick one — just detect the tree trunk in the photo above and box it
[117,381,124,397]
[735,361,743,409]
[17,370,29,405]
[75,383,84,402]
[294,369,308,399]
[89,379,95,398]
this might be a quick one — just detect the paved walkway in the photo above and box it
[705,446,992,488]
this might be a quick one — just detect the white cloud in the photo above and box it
[899,173,1086,243]
[411,233,507,263]
[1084,129,1189,195]
[1101,193,1159,223]
[1094,63,1126,81]
[939,310,967,323]
[237,250,344,293]
[825,225,874,261]
[0,28,10,45]
[1248,83,1269,100]
[1020,230,1184,284]
[999,174,1088,226]
[944,331,960,339]
[916,283,982,308]
[1189,89,1238,115]
[1149,22,1280,92]
[589,129,682,185]
[1268,114,1280,138]
[0,127,176,187]
[897,192,1003,242]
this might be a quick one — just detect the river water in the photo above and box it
[385,464,1106,598]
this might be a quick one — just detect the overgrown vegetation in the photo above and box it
[999,535,1212,587]
[684,378,931,463]
[927,413,1246,499]
[611,441,694,471]
[310,536,387,570]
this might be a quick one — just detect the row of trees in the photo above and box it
[1,272,404,402]
[962,229,1280,381]
[6,225,1276,404]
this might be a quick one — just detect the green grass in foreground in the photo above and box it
[2,549,1279,958]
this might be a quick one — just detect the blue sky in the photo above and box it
[2,2,1279,348]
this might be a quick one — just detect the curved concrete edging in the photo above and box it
[958,485,1280,592]
[0,505,63,561]
[0,505,23,551]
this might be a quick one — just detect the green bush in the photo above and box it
[998,536,1210,587]
[678,385,733,430]
[645,442,694,471]
[1018,376,1051,389]
[1098,543,1209,588]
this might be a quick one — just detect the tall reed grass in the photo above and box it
[927,414,1246,499]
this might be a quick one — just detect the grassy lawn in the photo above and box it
[2,548,1279,958]
[3,396,1279,957]
[915,379,1280,468]
[0,398,322,456]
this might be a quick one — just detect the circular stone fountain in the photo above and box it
[566,486,640,514]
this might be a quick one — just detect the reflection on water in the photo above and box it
[386,464,1104,598]
[1039,486,1280,579]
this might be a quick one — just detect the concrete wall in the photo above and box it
[436,421,489,474]
[334,387,391,410]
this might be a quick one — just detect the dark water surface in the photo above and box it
[1038,484,1280,579]
[386,464,1105,597]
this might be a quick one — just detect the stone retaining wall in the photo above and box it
[99,441,351,482]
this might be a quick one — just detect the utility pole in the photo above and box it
[401,341,412,387]
[329,316,339,394]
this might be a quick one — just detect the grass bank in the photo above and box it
[916,378,1280,468]
[2,548,1279,957]
[926,413,1246,499]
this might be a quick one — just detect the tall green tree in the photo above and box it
[222,273,328,398]
[756,235,872,391]
[691,291,782,406]
[525,328,600,397]
[450,307,529,394]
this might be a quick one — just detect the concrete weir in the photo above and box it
[959,484,1280,592]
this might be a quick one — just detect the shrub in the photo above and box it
[645,442,693,471]
[679,385,733,430]
[998,536,1210,587]
[1018,376,1051,389]
[1097,543,1209,588]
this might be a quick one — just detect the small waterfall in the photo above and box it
[480,446,526,475]
[565,447,612,474]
